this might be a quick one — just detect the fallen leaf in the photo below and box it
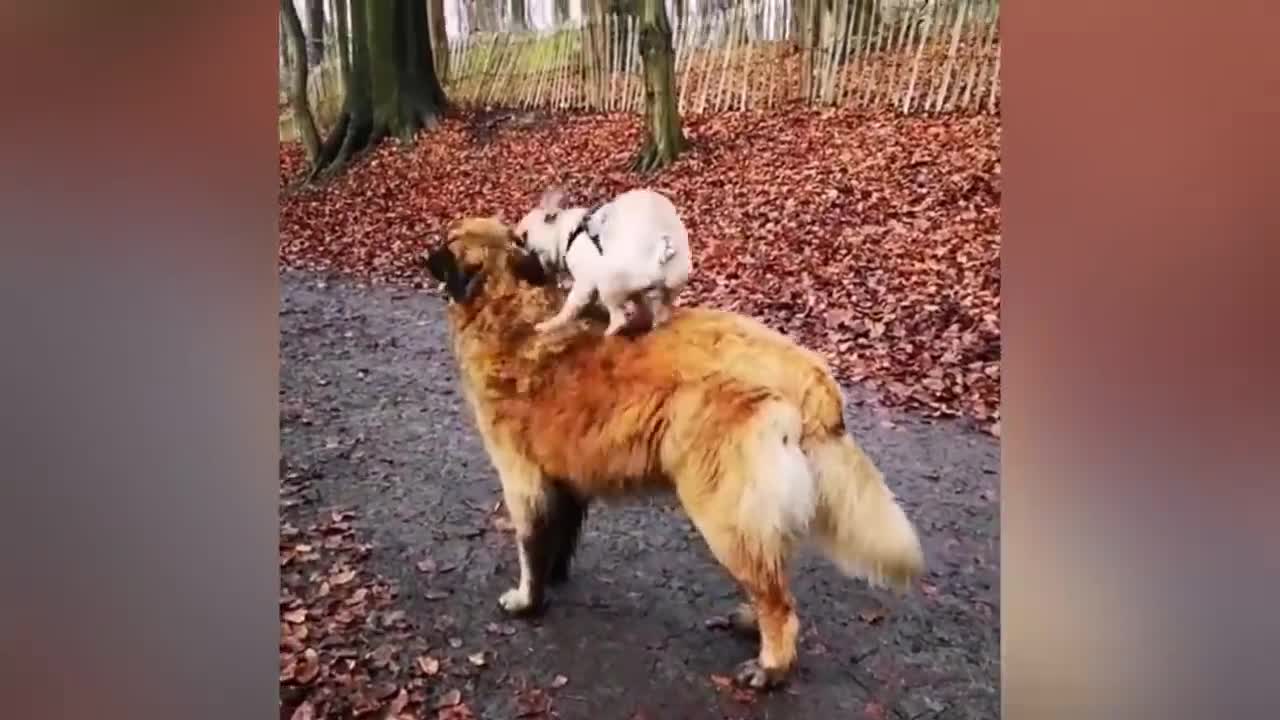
[434,689,462,709]
[387,688,409,715]
[437,704,475,720]
[293,648,321,685]
[515,687,552,717]
[709,674,733,690]
[289,701,316,720]
[731,688,758,704]
[416,655,441,676]
[416,558,438,573]
[447,637,463,649]
[467,652,486,667]
[484,622,516,636]
[283,609,307,624]
[368,644,397,668]
[549,674,568,689]
[330,568,357,586]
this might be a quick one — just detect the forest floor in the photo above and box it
[278,108,1000,720]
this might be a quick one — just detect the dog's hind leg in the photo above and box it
[545,483,588,586]
[673,397,812,689]
[687,515,800,690]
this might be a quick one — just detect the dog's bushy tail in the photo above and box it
[805,433,925,592]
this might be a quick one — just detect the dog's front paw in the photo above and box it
[498,587,537,615]
[534,320,558,334]
[733,658,786,690]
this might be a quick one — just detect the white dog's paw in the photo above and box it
[534,320,558,334]
[498,587,533,614]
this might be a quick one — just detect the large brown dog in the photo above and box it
[424,217,925,689]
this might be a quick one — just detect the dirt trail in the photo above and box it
[280,271,999,720]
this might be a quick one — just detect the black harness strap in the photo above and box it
[563,208,604,256]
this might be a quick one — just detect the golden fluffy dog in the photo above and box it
[423,217,925,689]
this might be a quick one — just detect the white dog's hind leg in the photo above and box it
[598,283,632,336]
[641,288,669,329]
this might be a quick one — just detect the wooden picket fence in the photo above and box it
[442,0,1000,115]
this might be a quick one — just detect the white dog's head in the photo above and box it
[513,188,570,269]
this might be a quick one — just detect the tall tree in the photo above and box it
[475,0,499,31]
[555,0,572,24]
[510,0,528,30]
[428,0,450,81]
[281,0,323,166]
[312,0,448,179]
[631,0,685,172]
[585,0,609,106]
[334,0,350,77]
[305,0,326,66]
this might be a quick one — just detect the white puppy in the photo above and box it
[514,188,692,336]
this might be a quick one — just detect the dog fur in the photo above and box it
[424,218,925,689]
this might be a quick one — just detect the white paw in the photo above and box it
[498,587,532,613]
[535,320,558,334]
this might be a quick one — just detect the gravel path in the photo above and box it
[280,271,999,720]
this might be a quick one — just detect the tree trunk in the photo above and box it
[335,0,351,77]
[281,0,323,165]
[279,17,289,75]
[555,0,571,24]
[510,0,528,30]
[311,0,447,179]
[586,0,609,106]
[463,1,477,33]
[428,0,449,81]
[632,0,685,172]
[305,0,326,66]
[476,0,498,32]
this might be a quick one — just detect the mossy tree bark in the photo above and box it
[428,0,449,82]
[583,0,608,107]
[306,0,326,66]
[631,0,685,173]
[311,0,448,180]
[281,0,323,166]
[334,0,350,77]
[510,0,528,31]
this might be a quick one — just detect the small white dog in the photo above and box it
[514,188,692,336]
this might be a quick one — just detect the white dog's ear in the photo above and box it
[539,188,564,212]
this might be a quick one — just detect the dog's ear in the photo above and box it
[539,188,564,212]
[509,250,550,287]
[423,246,457,284]
[424,246,484,303]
